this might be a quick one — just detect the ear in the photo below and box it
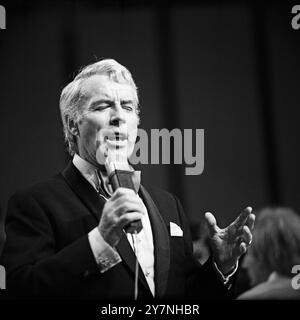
[66,116,79,136]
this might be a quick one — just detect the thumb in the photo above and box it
[204,212,217,235]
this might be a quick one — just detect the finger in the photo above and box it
[124,220,143,234]
[111,192,144,210]
[113,193,146,210]
[239,242,247,255]
[122,193,145,207]
[114,194,144,207]
[232,206,252,229]
[118,212,143,230]
[241,225,252,245]
[110,187,136,201]
[204,212,217,235]
[115,201,146,217]
[246,213,255,231]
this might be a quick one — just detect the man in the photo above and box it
[1,59,254,300]
[237,207,300,300]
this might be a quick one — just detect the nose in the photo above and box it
[109,103,126,127]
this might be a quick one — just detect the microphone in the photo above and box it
[105,156,143,234]
[105,154,141,300]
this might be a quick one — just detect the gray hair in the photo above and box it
[249,206,300,277]
[59,59,139,156]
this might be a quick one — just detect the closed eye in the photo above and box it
[94,104,110,111]
[90,100,112,111]
[121,100,134,111]
[122,104,134,111]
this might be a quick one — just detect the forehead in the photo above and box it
[81,74,135,100]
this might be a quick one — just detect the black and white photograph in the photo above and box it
[0,0,299,317]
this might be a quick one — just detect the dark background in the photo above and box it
[0,0,299,251]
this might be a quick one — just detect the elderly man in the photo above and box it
[1,59,254,300]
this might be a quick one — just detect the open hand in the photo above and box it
[204,207,255,274]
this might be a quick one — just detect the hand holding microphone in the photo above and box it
[97,149,145,247]
[104,156,143,234]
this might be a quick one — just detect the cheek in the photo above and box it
[127,116,138,140]
[81,125,96,144]
[79,118,103,146]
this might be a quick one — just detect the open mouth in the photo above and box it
[105,132,128,146]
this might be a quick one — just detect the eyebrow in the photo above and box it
[121,100,134,104]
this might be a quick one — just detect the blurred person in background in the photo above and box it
[191,221,210,265]
[237,206,300,300]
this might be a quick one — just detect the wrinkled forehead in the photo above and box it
[80,74,137,102]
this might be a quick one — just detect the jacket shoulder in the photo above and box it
[9,173,68,203]
[141,184,186,221]
[142,184,176,201]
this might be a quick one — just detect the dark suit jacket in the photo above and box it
[1,162,231,300]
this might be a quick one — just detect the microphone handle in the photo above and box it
[108,169,142,234]
[109,170,135,191]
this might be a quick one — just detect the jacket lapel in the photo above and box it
[61,161,104,222]
[116,233,152,297]
[139,185,170,298]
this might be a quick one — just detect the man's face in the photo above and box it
[75,74,139,167]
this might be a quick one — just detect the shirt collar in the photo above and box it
[73,154,100,191]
